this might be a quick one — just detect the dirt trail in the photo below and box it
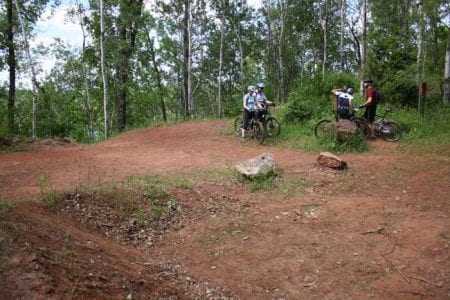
[0,121,315,198]
[0,120,449,299]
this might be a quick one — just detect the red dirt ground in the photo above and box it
[0,120,449,299]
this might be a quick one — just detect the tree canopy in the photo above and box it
[1,0,449,141]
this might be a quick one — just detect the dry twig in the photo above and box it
[381,254,411,284]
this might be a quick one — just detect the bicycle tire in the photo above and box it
[265,117,281,138]
[234,117,243,137]
[380,121,402,142]
[314,119,332,138]
[252,121,265,144]
[351,117,370,139]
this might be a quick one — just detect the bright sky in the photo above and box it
[0,0,262,85]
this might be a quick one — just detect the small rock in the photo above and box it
[317,152,347,170]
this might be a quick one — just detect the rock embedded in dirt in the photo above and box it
[317,152,347,170]
[235,152,276,177]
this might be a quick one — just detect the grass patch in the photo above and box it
[64,173,192,227]
[236,170,310,196]
[38,175,65,207]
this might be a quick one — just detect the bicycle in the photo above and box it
[314,109,369,139]
[257,104,281,138]
[371,108,402,142]
[234,109,265,144]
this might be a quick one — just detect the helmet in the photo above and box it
[346,87,354,95]
[247,85,255,92]
[363,78,373,84]
[256,82,265,88]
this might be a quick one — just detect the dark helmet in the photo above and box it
[363,78,373,84]
[347,87,354,95]
[256,82,265,88]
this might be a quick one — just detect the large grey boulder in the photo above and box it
[235,153,276,177]
[317,152,347,170]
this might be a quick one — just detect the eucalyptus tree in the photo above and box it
[368,0,449,106]
[99,0,108,137]
[1,0,50,134]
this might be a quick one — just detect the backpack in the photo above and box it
[373,89,383,105]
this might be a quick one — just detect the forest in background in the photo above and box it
[0,0,449,143]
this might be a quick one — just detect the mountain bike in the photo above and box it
[314,109,369,139]
[234,110,265,144]
[372,108,402,142]
[258,104,281,138]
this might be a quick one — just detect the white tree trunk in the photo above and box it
[277,0,286,103]
[443,36,450,104]
[76,0,94,140]
[217,7,225,118]
[360,0,367,95]
[417,0,425,114]
[100,0,109,138]
[340,0,346,71]
[14,0,39,138]
[320,0,328,80]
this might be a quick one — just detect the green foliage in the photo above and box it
[283,73,360,124]
[390,105,450,145]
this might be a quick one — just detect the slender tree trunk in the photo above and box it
[416,0,425,115]
[217,6,225,118]
[187,2,193,116]
[116,0,144,131]
[443,36,450,104]
[14,0,39,138]
[76,1,94,140]
[230,17,244,94]
[277,0,286,103]
[6,0,16,133]
[147,33,167,122]
[320,0,328,81]
[99,0,109,138]
[117,26,129,131]
[182,0,191,118]
[360,0,367,94]
[340,0,346,71]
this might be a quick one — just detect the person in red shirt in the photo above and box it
[360,78,377,139]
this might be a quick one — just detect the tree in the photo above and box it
[6,0,16,133]
[14,0,40,138]
[99,0,109,138]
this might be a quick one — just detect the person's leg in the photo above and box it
[367,106,376,138]
[241,110,250,138]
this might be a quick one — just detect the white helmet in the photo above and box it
[248,85,255,92]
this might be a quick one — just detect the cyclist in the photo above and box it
[240,85,258,142]
[255,82,273,120]
[332,87,355,120]
[359,78,377,139]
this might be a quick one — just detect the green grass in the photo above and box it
[38,175,65,207]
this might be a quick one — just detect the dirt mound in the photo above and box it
[0,136,76,152]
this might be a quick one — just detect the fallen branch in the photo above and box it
[398,291,429,297]
[362,227,384,235]
[409,275,443,288]
[381,254,411,284]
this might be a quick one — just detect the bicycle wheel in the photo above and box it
[234,117,243,137]
[352,117,370,139]
[380,121,402,142]
[314,119,332,139]
[252,121,265,144]
[265,117,281,138]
